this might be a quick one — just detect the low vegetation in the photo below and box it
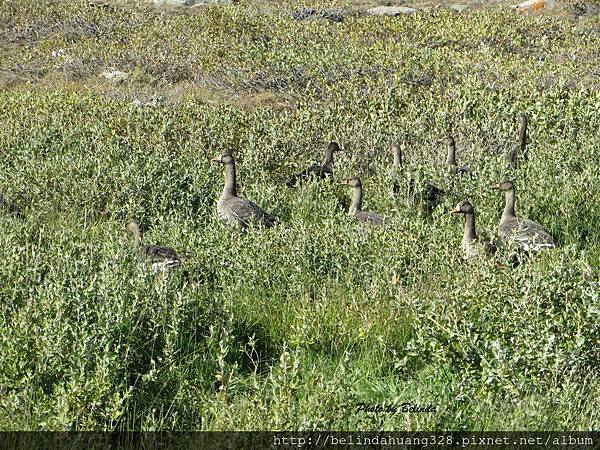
[0,0,598,430]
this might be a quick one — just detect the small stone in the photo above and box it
[189,0,234,5]
[103,68,129,83]
[154,0,193,5]
[450,4,469,12]
[292,7,317,20]
[366,6,417,16]
[292,8,343,22]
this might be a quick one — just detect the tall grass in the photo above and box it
[0,0,598,431]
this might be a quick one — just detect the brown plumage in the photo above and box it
[439,135,469,175]
[340,177,385,226]
[390,144,445,211]
[0,194,23,219]
[451,200,496,259]
[124,219,182,274]
[212,154,276,229]
[286,142,342,187]
[507,113,528,169]
[493,180,555,251]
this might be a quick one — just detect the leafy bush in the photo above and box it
[0,0,598,431]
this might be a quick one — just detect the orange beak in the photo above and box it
[450,206,460,214]
[492,183,501,190]
[210,156,221,163]
[339,179,350,185]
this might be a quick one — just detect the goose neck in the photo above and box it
[519,117,527,157]
[446,141,457,166]
[131,228,143,248]
[222,160,237,197]
[393,149,402,167]
[323,148,335,167]
[464,212,477,242]
[349,185,363,214]
[502,188,516,220]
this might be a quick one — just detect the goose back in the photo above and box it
[217,196,276,229]
[0,194,23,219]
[494,180,555,251]
[125,219,182,273]
[213,154,276,229]
[286,142,341,187]
[499,217,555,251]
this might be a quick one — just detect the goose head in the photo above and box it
[327,142,343,153]
[493,180,514,192]
[451,199,474,215]
[437,135,455,146]
[519,113,528,128]
[210,153,235,165]
[339,177,362,188]
[124,219,141,234]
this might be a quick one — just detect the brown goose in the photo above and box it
[0,194,23,219]
[212,153,276,229]
[439,135,469,175]
[507,114,528,169]
[340,177,384,226]
[286,141,342,187]
[390,144,445,211]
[451,200,496,259]
[124,219,182,274]
[493,180,555,251]
[418,181,445,213]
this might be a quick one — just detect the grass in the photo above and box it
[0,0,599,431]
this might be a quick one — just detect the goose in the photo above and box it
[124,219,182,274]
[286,141,342,187]
[507,113,528,169]
[493,180,555,251]
[390,144,403,198]
[212,153,276,229]
[0,194,23,219]
[438,135,469,175]
[340,177,384,226]
[451,199,496,259]
[390,144,445,211]
[420,182,445,211]
[408,172,446,214]
[390,144,419,199]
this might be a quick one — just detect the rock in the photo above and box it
[154,0,194,5]
[103,68,129,83]
[131,95,164,108]
[366,6,417,16]
[187,0,235,5]
[292,8,343,22]
[292,8,317,20]
[201,0,235,4]
[450,4,469,12]
[567,0,600,16]
[510,0,556,11]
